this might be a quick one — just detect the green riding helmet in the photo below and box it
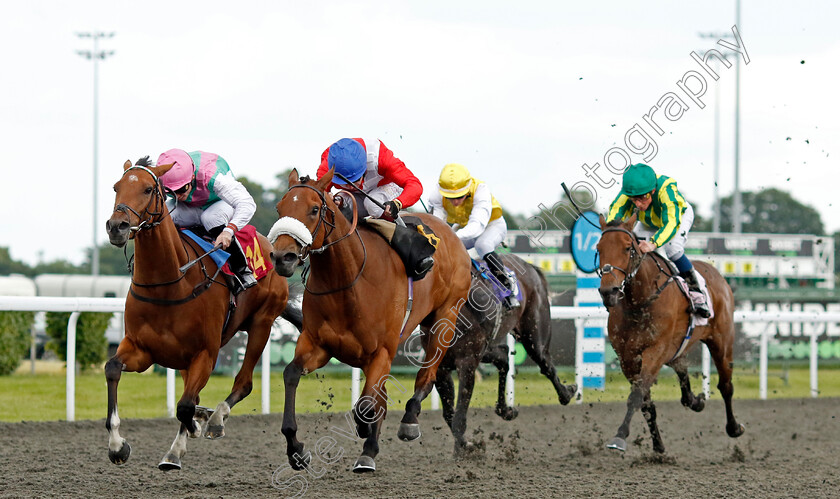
[621,163,657,197]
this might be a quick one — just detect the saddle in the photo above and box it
[648,251,713,324]
[363,216,438,280]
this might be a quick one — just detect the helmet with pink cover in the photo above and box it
[157,149,195,190]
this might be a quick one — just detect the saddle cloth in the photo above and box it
[675,271,713,326]
[180,225,273,280]
[470,259,522,305]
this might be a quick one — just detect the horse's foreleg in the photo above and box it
[159,351,214,470]
[451,357,480,456]
[520,330,577,405]
[207,320,273,439]
[706,336,745,438]
[435,367,456,429]
[672,360,705,412]
[608,356,659,453]
[105,343,151,466]
[282,335,330,471]
[353,349,394,473]
[482,343,518,421]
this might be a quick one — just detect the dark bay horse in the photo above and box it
[269,169,472,473]
[597,213,744,453]
[434,253,577,454]
[104,158,300,470]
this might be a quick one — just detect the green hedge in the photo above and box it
[0,311,35,375]
[45,312,110,371]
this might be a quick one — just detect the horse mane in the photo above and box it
[135,155,153,167]
[605,219,625,228]
[299,175,312,184]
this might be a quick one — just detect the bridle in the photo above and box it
[285,183,365,295]
[115,164,221,305]
[597,227,644,299]
[114,165,171,233]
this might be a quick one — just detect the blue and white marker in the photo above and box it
[571,211,606,401]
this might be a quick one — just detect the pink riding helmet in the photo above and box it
[157,149,195,190]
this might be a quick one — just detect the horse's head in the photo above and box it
[596,212,640,307]
[268,168,336,277]
[106,157,173,247]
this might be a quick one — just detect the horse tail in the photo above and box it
[280,286,304,332]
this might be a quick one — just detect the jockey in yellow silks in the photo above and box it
[429,163,519,309]
[606,163,710,318]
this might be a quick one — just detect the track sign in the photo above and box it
[571,211,601,274]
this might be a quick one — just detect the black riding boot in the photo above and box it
[680,270,711,318]
[484,251,520,310]
[226,235,258,295]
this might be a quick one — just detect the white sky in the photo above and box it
[1,1,838,266]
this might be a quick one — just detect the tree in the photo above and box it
[95,243,133,276]
[240,170,294,235]
[0,247,33,276]
[45,312,109,371]
[0,311,34,375]
[718,188,824,235]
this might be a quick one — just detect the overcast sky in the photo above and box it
[1,1,838,266]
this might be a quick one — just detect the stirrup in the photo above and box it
[505,294,521,310]
[415,256,434,276]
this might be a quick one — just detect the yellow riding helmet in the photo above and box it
[438,163,472,198]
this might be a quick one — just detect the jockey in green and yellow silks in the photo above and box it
[606,163,710,318]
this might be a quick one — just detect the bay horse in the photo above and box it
[268,168,472,473]
[434,253,577,454]
[597,213,744,453]
[104,157,300,470]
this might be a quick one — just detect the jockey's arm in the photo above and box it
[212,172,257,240]
[427,190,448,222]
[455,183,492,241]
[376,141,422,209]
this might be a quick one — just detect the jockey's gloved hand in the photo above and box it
[381,199,401,222]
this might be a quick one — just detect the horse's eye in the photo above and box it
[144,187,154,195]
[625,246,632,252]
[310,206,319,216]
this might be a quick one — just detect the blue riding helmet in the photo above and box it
[328,138,367,184]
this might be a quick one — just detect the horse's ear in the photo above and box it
[123,160,132,171]
[288,168,300,186]
[625,212,638,231]
[598,213,607,230]
[154,162,175,178]
[317,167,335,191]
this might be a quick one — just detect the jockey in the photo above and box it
[157,148,258,295]
[316,137,433,277]
[429,163,520,309]
[606,163,711,318]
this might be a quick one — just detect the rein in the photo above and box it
[598,226,675,306]
[286,184,366,295]
[117,164,223,305]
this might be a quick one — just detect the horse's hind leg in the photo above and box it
[282,334,330,471]
[671,358,705,412]
[482,343,518,421]
[207,318,274,439]
[705,334,745,438]
[159,351,214,470]
[641,394,665,454]
[105,341,152,466]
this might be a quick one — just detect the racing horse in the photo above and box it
[269,168,472,472]
[434,253,577,454]
[597,213,744,453]
[104,157,300,470]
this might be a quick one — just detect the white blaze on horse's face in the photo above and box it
[128,174,139,183]
[292,194,299,202]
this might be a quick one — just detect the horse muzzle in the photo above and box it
[599,286,622,308]
[105,217,130,248]
[270,249,301,277]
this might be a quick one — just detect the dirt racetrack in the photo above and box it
[1,397,838,498]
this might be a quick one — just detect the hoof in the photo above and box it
[193,405,214,422]
[289,450,311,471]
[108,441,131,465]
[158,455,182,471]
[205,424,225,440]
[559,384,578,405]
[728,423,746,438]
[606,437,627,452]
[495,405,519,421]
[352,455,376,473]
[397,423,421,441]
